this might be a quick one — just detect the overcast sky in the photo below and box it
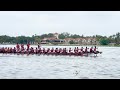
[0,11,120,37]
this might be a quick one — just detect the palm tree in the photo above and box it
[114,32,120,45]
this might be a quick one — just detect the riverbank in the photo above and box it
[0,44,120,47]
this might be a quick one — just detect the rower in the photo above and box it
[55,48,58,54]
[81,47,83,51]
[75,47,79,55]
[0,48,1,53]
[62,48,66,55]
[59,48,62,54]
[38,47,42,54]
[4,47,7,53]
[51,48,54,53]
[77,47,79,51]
[16,43,20,52]
[64,48,67,55]
[78,49,82,56]
[43,48,45,54]
[38,43,40,49]
[69,48,73,55]
[7,47,9,53]
[80,47,84,52]
[93,46,97,53]
[57,48,60,54]
[45,48,48,54]
[76,47,79,53]
[21,44,24,51]
[30,47,34,54]
[2,47,5,53]
[85,47,88,53]
[35,47,38,54]
[90,47,93,53]
[27,42,30,51]
[13,47,16,53]
[69,48,72,53]
[10,48,12,53]
[93,46,99,57]
[74,47,77,53]
[47,48,50,54]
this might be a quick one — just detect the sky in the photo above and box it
[0,11,120,37]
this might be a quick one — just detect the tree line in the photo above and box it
[0,32,120,45]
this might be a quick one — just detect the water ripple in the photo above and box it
[0,46,120,79]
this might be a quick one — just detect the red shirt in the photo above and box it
[21,44,24,48]
[27,44,30,48]
[94,48,96,52]
[90,48,93,52]
[16,44,20,49]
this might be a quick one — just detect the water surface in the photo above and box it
[0,45,120,79]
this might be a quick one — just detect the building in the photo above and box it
[64,37,98,45]
[109,43,116,46]
[41,33,65,44]
[53,33,59,39]
[40,32,98,45]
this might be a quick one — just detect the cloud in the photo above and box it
[0,11,120,36]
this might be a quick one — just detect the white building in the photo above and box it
[53,33,59,39]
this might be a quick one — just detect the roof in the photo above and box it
[64,37,96,41]
[42,37,58,40]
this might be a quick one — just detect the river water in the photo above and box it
[0,45,120,79]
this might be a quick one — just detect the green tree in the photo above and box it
[70,34,80,38]
[48,33,54,37]
[100,38,110,45]
[59,32,70,39]
[58,34,65,39]
[69,40,75,44]
[40,34,48,39]
[115,32,120,45]
[34,36,41,43]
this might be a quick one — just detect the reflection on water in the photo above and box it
[0,45,120,79]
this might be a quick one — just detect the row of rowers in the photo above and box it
[0,44,98,54]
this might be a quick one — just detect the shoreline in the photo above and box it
[0,44,120,47]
